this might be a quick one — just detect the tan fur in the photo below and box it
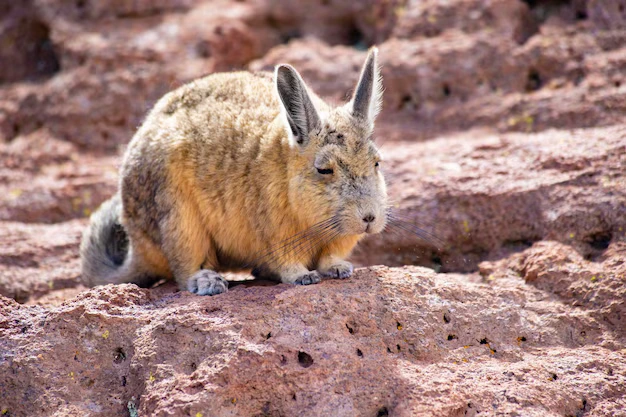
[80,48,387,295]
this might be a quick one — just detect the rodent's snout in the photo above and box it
[362,213,376,234]
[348,205,386,235]
[362,213,376,224]
[336,177,387,235]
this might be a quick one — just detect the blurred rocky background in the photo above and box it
[1,0,625,416]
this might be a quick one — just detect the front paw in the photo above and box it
[294,271,321,286]
[187,270,228,296]
[318,261,354,279]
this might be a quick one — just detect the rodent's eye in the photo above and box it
[317,167,334,175]
[375,161,380,168]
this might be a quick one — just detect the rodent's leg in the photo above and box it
[277,264,321,286]
[160,203,228,296]
[316,237,359,279]
[317,255,354,279]
[123,229,172,286]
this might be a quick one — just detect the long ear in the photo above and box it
[350,47,383,129]
[275,64,321,147]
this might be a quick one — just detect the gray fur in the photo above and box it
[120,137,168,246]
[80,195,126,286]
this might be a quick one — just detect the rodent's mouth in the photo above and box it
[362,220,385,235]
[335,212,386,236]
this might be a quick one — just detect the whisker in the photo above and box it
[385,218,445,250]
[273,223,341,271]
[245,217,335,265]
[387,212,446,238]
[385,206,445,235]
[246,217,340,271]
[275,228,342,271]
[267,219,340,266]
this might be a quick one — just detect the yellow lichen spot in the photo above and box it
[195,413,203,417]
[591,276,598,283]
[231,398,237,405]
[569,232,575,239]
[149,372,156,382]
[507,114,534,131]
[2,409,8,415]
[83,207,92,217]
[393,5,406,18]
[490,349,496,355]
[9,189,23,199]
[102,330,110,339]
[48,280,54,289]
[524,115,534,128]
[37,354,43,360]
[463,345,470,349]
[463,219,470,234]
[69,371,74,379]
[487,274,496,282]
[427,14,437,23]
[397,323,403,331]
[462,358,468,363]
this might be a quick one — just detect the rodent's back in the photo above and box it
[120,71,295,260]
[156,71,279,140]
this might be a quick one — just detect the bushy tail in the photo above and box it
[80,195,131,287]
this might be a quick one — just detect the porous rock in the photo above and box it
[1,264,625,416]
[1,0,626,415]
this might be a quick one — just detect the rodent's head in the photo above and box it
[275,48,387,236]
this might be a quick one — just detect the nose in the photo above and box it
[362,214,376,224]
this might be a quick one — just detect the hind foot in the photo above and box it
[187,270,228,296]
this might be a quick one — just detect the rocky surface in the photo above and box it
[2,262,625,416]
[1,0,625,416]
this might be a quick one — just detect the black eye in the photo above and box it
[375,162,380,168]
[317,167,334,175]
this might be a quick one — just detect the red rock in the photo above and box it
[588,0,626,30]
[392,0,538,44]
[1,266,625,416]
[0,0,280,149]
[0,0,625,415]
